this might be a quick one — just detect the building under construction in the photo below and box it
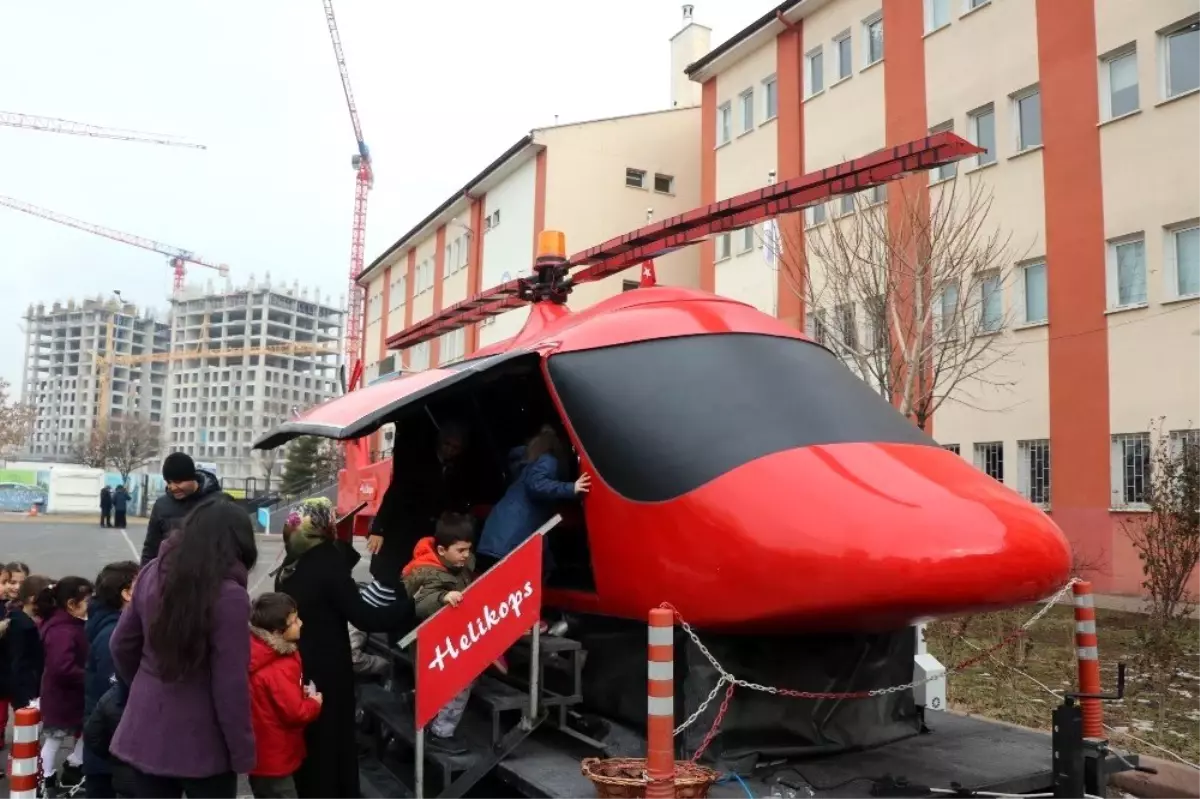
[165,275,344,482]
[21,297,170,459]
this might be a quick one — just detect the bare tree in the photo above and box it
[108,413,163,486]
[773,175,1027,430]
[0,378,35,459]
[70,428,112,469]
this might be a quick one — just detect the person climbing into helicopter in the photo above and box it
[476,424,590,574]
[362,420,492,610]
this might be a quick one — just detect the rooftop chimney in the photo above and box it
[671,4,711,109]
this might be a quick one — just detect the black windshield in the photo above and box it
[546,333,934,502]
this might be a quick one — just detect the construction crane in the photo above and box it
[0,194,229,296]
[0,110,206,149]
[322,0,372,378]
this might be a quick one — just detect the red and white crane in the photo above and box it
[0,194,229,295]
[321,0,372,383]
[0,110,205,149]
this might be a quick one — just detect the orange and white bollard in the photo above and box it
[646,608,676,798]
[1073,581,1104,738]
[7,706,42,799]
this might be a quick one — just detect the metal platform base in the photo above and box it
[359,708,1054,798]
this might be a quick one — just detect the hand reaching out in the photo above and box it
[574,472,592,495]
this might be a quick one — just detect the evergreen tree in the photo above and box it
[279,437,319,496]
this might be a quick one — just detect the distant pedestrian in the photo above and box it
[112,486,130,530]
[100,487,113,528]
[140,453,222,566]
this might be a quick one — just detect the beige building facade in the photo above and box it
[686,0,1200,596]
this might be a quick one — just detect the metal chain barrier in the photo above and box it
[662,578,1080,762]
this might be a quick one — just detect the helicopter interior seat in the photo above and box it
[404,358,597,593]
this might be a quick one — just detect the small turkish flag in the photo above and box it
[639,260,657,288]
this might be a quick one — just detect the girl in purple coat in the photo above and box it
[38,576,95,797]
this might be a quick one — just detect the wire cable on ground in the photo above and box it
[954,637,1200,770]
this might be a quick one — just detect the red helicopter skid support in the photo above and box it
[386,131,980,351]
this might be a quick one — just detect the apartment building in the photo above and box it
[21,297,170,459]
[357,10,711,391]
[166,277,344,481]
[686,0,1200,595]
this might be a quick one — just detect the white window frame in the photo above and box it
[762,74,779,120]
[925,0,950,33]
[739,88,755,133]
[863,11,884,67]
[929,121,957,182]
[934,280,960,336]
[1105,232,1148,309]
[833,31,853,82]
[1098,44,1139,121]
[1017,259,1048,325]
[1010,84,1042,151]
[973,441,1004,482]
[963,0,990,13]
[1164,220,1200,299]
[967,103,996,167]
[979,271,1003,332]
[805,46,824,97]
[716,232,732,261]
[409,340,431,371]
[1110,432,1151,509]
[653,173,675,194]
[717,102,732,145]
[805,202,827,228]
[626,168,646,189]
[1159,15,1200,100]
[739,226,755,254]
[1017,439,1051,508]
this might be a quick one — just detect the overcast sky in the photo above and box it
[0,0,764,391]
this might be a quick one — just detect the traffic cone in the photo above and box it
[7,706,43,798]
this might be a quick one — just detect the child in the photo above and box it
[39,576,94,797]
[83,562,138,799]
[401,512,482,752]
[82,680,134,798]
[248,592,323,799]
[6,574,51,712]
[0,564,13,751]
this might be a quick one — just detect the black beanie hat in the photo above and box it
[162,452,197,483]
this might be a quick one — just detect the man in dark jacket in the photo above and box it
[365,422,495,595]
[140,453,222,566]
[111,486,130,530]
[100,487,113,528]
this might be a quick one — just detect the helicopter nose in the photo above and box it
[689,442,1073,631]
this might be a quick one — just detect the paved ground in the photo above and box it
[0,517,374,798]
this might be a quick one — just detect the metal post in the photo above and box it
[1073,581,1104,738]
[646,608,676,798]
[526,622,541,725]
[414,727,425,799]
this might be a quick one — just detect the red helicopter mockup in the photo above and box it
[254,132,1072,633]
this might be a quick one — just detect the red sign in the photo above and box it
[413,532,544,728]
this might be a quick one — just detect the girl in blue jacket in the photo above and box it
[476,425,590,575]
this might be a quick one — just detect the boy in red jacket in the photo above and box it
[248,592,323,799]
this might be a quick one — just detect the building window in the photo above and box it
[1018,439,1051,507]
[811,308,828,346]
[805,203,826,228]
[1111,432,1151,507]
[439,328,465,365]
[626,168,646,188]
[409,341,430,371]
[835,302,858,350]
[935,280,959,334]
[763,75,778,119]
[1021,261,1048,324]
[839,194,855,216]
[1162,17,1200,99]
[942,443,961,455]
[740,226,755,253]
[716,232,731,261]
[929,121,957,182]
[980,271,1002,332]
[834,32,853,81]
[1169,429,1200,457]
[717,102,732,145]
[968,104,996,166]
[868,184,887,205]
[1100,47,1139,119]
[1011,86,1042,150]
[974,442,1004,482]
[738,89,754,133]
[622,280,639,292]
[925,0,950,32]
[966,0,990,10]
[805,47,824,96]
[1167,222,1200,298]
[648,173,673,194]
[863,12,884,66]
[1107,234,1147,308]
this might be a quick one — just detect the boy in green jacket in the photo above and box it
[401,512,478,751]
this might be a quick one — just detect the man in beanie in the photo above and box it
[140,452,223,565]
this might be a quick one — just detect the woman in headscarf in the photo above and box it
[275,498,414,799]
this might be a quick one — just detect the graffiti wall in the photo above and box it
[0,469,50,512]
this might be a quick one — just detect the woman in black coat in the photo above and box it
[276,499,414,799]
